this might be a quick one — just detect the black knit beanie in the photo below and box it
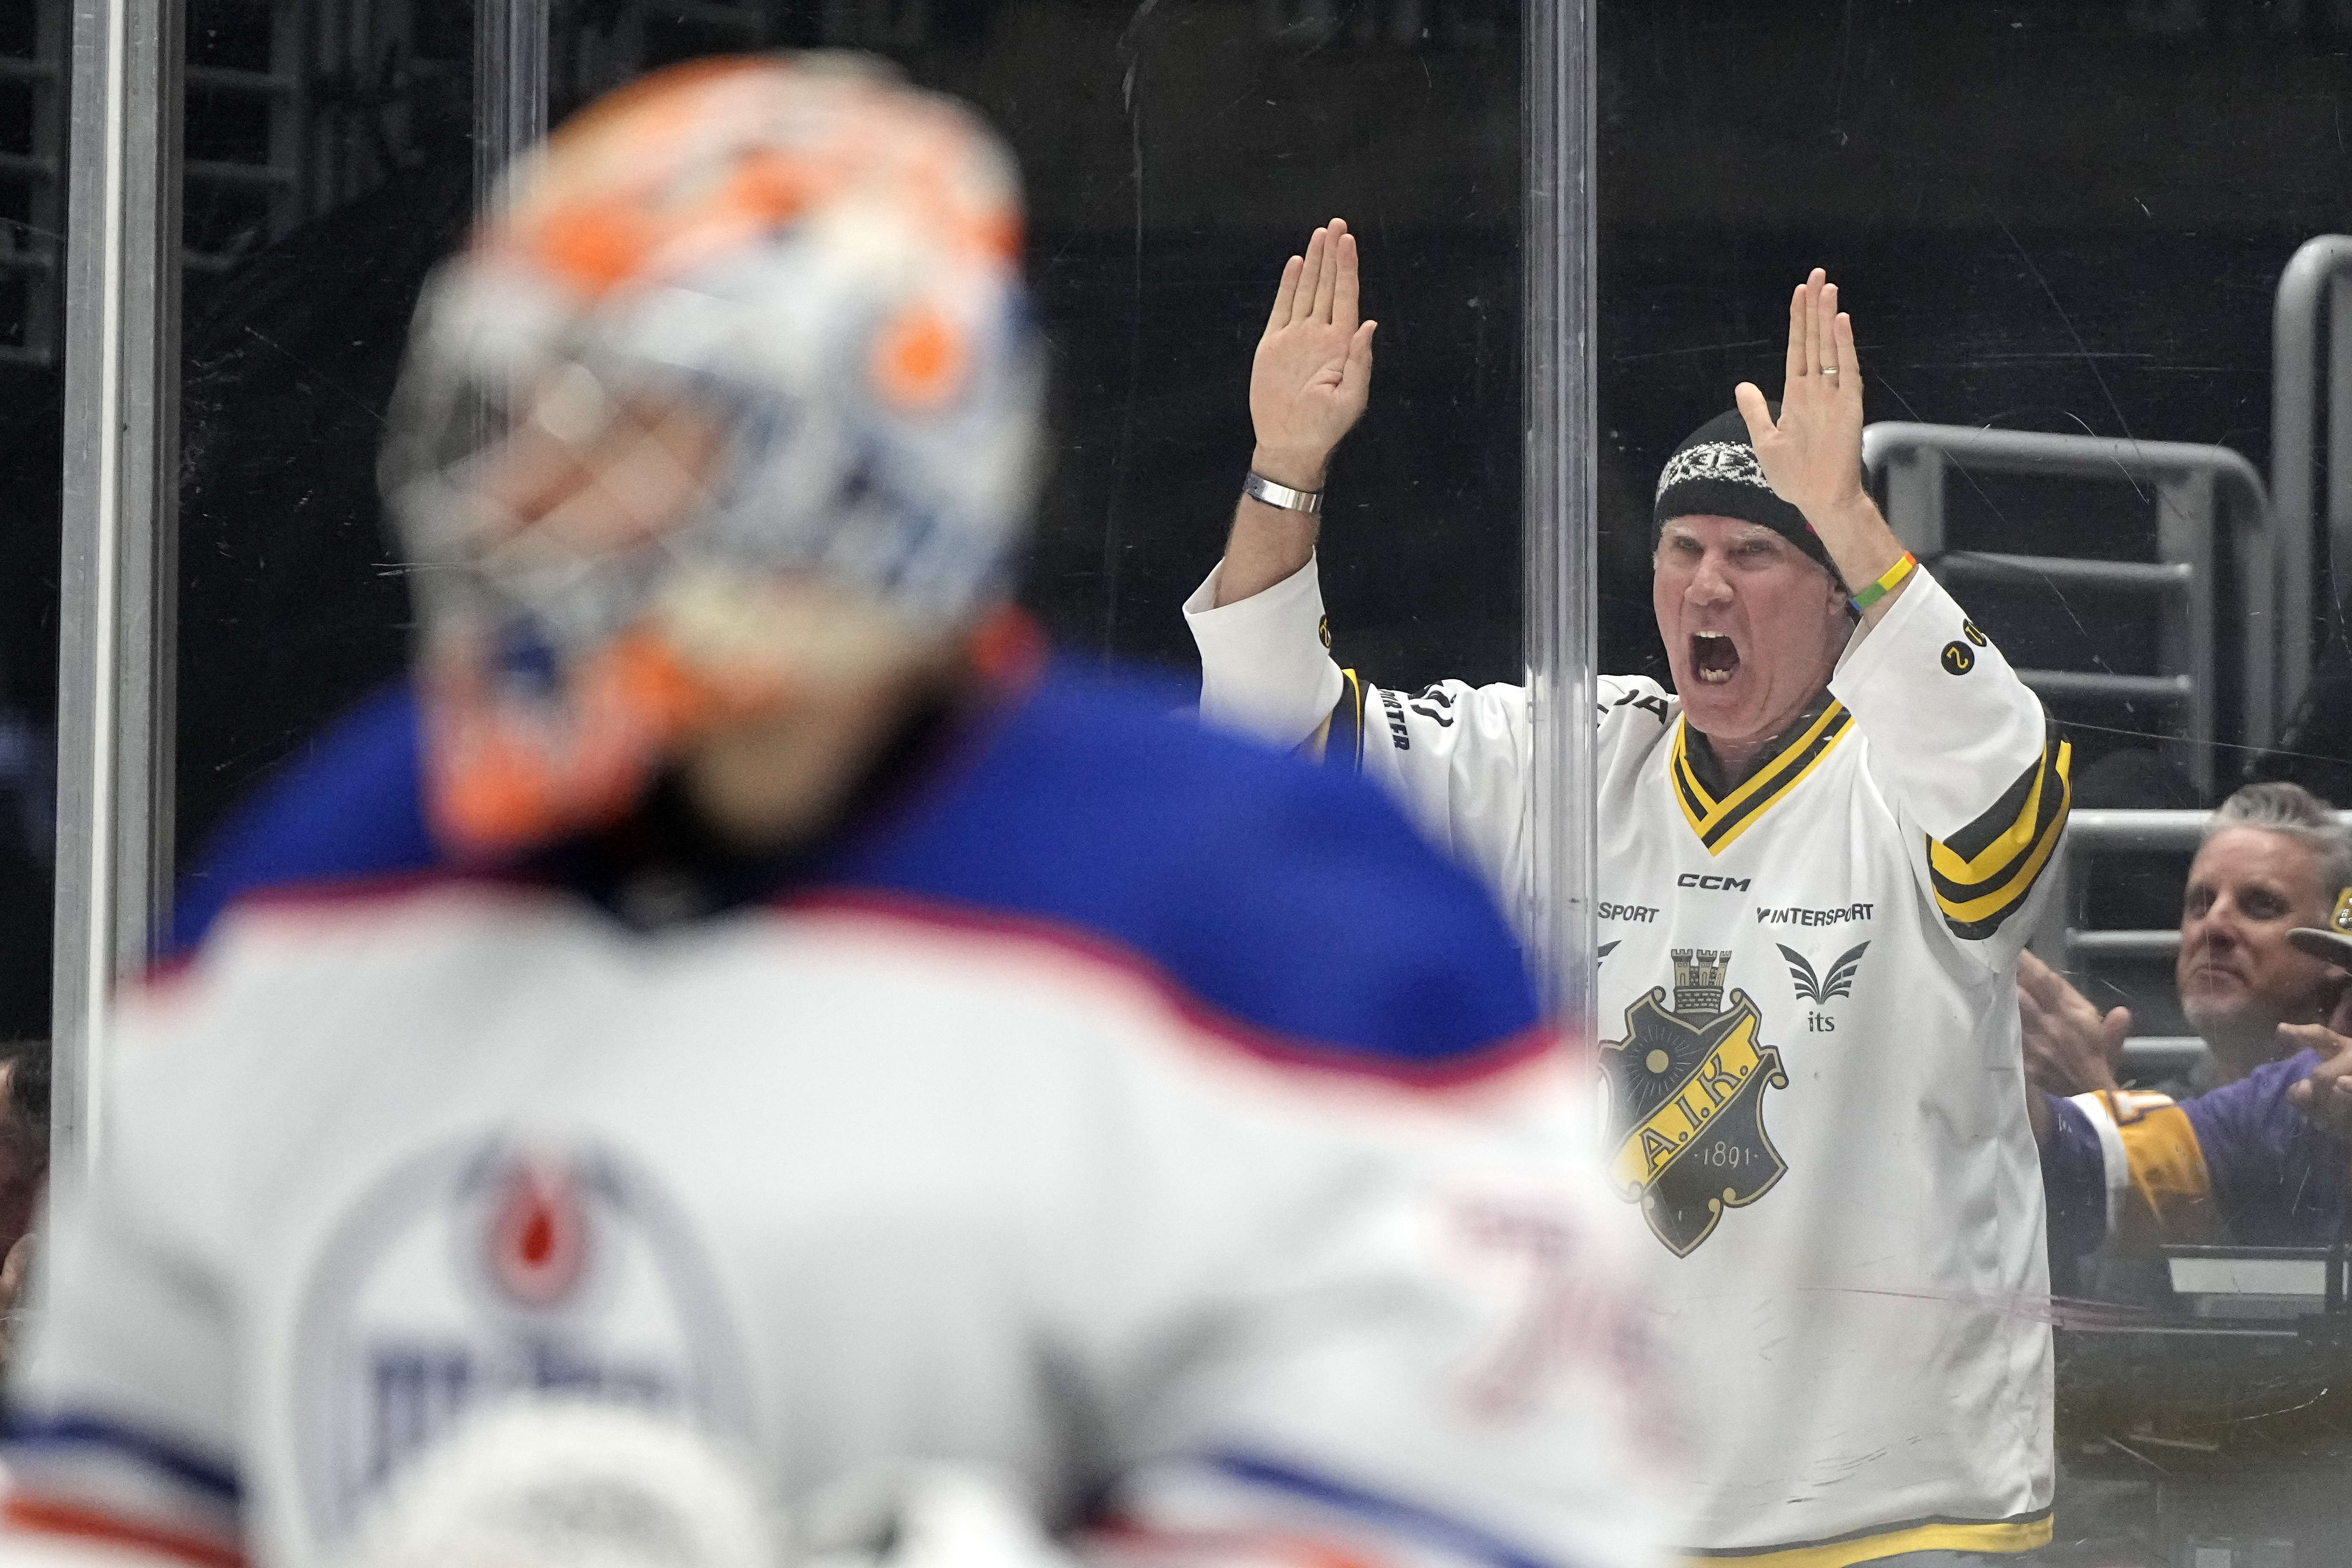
[1652,408,1839,583]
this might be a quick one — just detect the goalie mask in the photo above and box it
[379,53,1043,857]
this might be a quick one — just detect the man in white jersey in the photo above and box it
[1186,227,2071,1567]
[0,65,1671,1568]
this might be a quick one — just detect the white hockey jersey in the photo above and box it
[3,889,1670,1568]
[0,668,1672,1568]
[1187,558,2070,1567]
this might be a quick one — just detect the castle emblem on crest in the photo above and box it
[1600,948,1789,1257]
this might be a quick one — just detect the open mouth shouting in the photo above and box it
[1692,631,1740,685]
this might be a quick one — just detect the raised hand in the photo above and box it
[1731,268,1907,621]
[1249,219,1377,491]
[1734,268,1868,524]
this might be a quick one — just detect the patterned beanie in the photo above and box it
[1651,408,1838,582]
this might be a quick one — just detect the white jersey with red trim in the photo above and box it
[1186,558,2071,1567]
[1,884,1671,1568]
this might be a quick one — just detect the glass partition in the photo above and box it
[55,0,2352,1563]
[174,0,471,878]
[0,0,63,1043]
[164,0,1537,872]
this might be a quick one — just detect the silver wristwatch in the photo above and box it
[1242,470,1323,514]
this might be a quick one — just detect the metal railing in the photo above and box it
[1862,422,2275,800]
[2035,809,2352,1086]
[177,0,306,276]
[2272,234,2352,722]
[0,0,69,367]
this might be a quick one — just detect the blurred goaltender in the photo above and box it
[1186,225,2073,1566]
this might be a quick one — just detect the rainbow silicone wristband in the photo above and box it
[1850,551,1916,613]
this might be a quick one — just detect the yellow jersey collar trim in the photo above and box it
[1671,701,1854,856]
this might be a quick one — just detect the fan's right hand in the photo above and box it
[2283,1024,2352,1140]
[1249,219,1377,491]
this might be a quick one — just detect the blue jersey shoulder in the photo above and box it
[172,665,1541,1072]
[169,683,437,958]
[823,664,1541,1072]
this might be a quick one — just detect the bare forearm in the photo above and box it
[1217,505,1319,606]
[1214,445,1325,607]
[1221,219,1373,609]
[1805,492,1910,630]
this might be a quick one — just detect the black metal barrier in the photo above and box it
[2052,1248,2352,1568]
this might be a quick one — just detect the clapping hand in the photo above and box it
[2017,951,2129,1098]
[1249,219,1377,491]
[2283,1023,2352,1139]
[1734,268,1869,527]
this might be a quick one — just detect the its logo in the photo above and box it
[1779,941,1869,1004]
[1601,949,1789,1257]
[2331,886,2352,933]
[1941,640,1975,676]
[1962,619,1988,648]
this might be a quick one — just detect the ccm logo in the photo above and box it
[1677,873,1752,892]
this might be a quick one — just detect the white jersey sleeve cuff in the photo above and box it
[2068,1090,2132,1243]
[1184,557,1349,751]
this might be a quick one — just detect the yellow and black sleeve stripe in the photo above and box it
[1688,1508,2052,1568]
[1297,669,1367,770]
[1925,725,2072,939]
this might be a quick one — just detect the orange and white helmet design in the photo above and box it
[379,53,1042,857]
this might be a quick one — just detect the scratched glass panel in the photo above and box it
[1597,2,2352,1562]
[174,0,474,871]
[170,0,1526,875]
[0,0,63,1038]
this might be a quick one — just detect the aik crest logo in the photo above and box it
[1601,949,1789,1257]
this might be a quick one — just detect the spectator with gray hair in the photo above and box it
[2020,780,2352,1100]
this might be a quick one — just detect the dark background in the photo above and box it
[0,0,2349,1034]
